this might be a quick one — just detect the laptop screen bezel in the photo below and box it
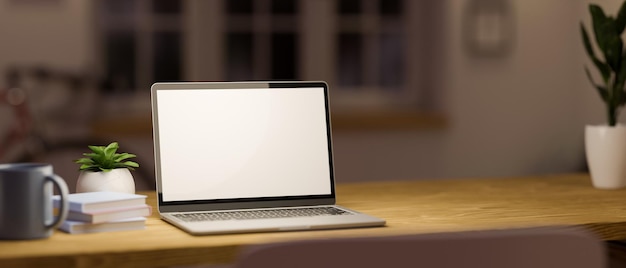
[151,81,337,213]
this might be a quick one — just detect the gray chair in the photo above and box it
[233,227,606,268]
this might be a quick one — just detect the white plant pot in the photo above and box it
[76,168,136,194]
[585,125,626,189]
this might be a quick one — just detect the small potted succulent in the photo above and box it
[75,142,139,194]
[581,1,626,189]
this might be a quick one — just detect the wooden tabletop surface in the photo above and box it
[1,173,626,267]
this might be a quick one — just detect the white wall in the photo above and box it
[1,0,617,185]
[335,0,600,182]
[441,0,585,178]
[0,0,95,82]
[0,0,94,163]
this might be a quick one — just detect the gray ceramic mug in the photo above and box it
[0,163,69,239]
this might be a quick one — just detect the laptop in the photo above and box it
[150,81,385,235]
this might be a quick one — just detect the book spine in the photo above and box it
[68,205,152,224]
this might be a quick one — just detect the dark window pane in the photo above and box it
[104,0,136,15]
[379,33,404,88]
[379,0,402,15]
[337,33,363,86]
[228,17,253,30]
[227,0,253,14]
[271,33,298,80]
[153,32,182,82]
[227,33,254,81]
[104,32,136,91]
[272,0,297,14]
[153,0,181,14]
[338,0,361,14]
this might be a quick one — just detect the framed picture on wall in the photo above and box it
[462,0,515,58]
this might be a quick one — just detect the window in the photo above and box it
[95,0,445,128]
[334,0,408,109]
[224,0,299,81]
[96,0,183,92]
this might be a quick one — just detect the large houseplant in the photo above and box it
[581,1,626,189]
[75,142,139,193]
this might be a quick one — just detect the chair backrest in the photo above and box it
[233,227,606,268]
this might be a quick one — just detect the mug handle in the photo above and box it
[45,174,69,229]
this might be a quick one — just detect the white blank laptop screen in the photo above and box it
[156,87,332,202]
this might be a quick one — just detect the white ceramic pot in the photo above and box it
[76,168,136,194]
[585,125,626,189]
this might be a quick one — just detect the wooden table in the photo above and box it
[1,173,626,267]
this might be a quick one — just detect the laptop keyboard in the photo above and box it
[172,207,353,222]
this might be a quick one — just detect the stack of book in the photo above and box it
[53,191,152,234]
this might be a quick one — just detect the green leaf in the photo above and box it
[99,167,113,172]
[112,161,138,170]
[582,23,612,82]
[588,5,623,73]
[77,142,139,172]
[617,0,626,33]
[123,161,139,168]
[79,164,95,170]
[582,23,597,59]
[615,53,626,91]
[89,153,106,164]
[103,142,119,159]
[612,54,626,108]
[113,153,136,162]
[590,4,609,52]
[593,58,611,83]
[83,152,98,158]
[585,66,610,102]
[580,22,596,58]
[88,145,104,155]
[605,31,623,71]
[75,158,94,165]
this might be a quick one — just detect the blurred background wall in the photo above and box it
[0,0,618,191]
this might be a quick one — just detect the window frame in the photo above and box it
[95,0,446,130]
